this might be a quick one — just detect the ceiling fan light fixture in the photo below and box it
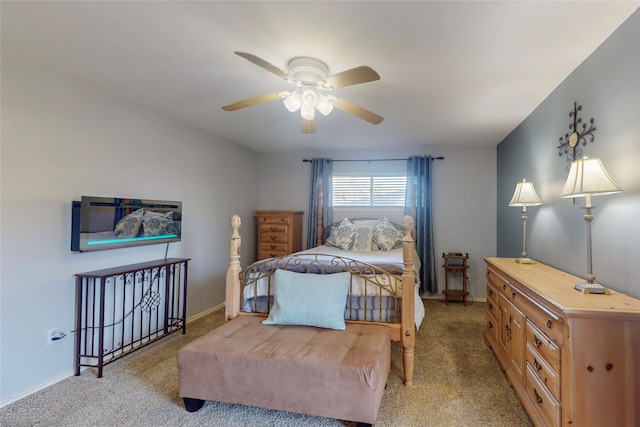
[316,93,336,116]
[301,104,315,121]
[283,92,302,112]
[301,88,318,107]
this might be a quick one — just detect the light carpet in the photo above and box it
[1,299,533,426]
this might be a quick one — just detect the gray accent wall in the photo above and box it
[497,10,639,298]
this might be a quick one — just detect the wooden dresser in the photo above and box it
[256,210,303,260]
[483,258,640,427]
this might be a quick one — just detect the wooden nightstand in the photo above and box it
[256,210,303,260]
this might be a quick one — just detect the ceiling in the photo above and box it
[1,1,638,153]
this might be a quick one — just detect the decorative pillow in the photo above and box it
[142,211,177,237]
[352,225,375,252]
[262,269,350,330]
[325,218,356,250]
[112,208,144,239]
[373,218,405,251]
[352,219,383,250]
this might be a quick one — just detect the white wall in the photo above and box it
[0,54,259,403]
[258,145,496,301]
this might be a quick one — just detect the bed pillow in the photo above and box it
[325,218,356,250]
[142,211,177,237]
[112,208,144,239]
[373,218,405,251]
[352,219,383,250]
[352,225,375,252]
[262,269,350,330]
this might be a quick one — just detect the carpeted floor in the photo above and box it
[1,299,533,426]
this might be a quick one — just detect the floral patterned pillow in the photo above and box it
[373,218,405,251]
[112,208,144,239]
[326,218,356,250]
[142,211,177,237]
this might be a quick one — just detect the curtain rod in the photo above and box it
[302,156,444,163]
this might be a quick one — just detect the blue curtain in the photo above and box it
[307,158,333,248]
[404,156,437,294]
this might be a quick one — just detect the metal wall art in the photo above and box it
[557,102,597,171]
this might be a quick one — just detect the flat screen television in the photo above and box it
[71,196,182,252]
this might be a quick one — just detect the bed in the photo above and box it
[178,214,420,425]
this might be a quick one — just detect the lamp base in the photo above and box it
[574,282,611,295]
[515,257,536,264]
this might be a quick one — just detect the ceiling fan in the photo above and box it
[222,52,383,134]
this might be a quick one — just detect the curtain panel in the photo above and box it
[404,156,437,294]
[307,158,333,248]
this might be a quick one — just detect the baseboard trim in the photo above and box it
[1,303,226,408]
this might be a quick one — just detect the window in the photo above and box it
[332,175,406,207]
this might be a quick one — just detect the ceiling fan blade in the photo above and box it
[234,51,294,82]
[320,66,380,90]
[333,98,384,125]
[301,118,316,134]
[222,92,282,111]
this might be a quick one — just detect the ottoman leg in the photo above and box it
[183,397,205,412]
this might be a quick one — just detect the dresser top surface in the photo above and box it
[485,257,640,316]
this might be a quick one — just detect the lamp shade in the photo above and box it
[560,157,622,198]
[509,179,542,206]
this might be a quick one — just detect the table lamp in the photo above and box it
[509,179,542,264]
[560,157,622,293]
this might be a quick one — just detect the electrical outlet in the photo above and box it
[47,329,66,345]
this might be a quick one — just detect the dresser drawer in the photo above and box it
[259,214,292,224]
[260,231,288,243]
[487,282,499,304]
[259,249,288,259]
[526,364,561,427]
[526,319,560,373]
[486,311,499,344]
[487,269,509,293]
[487,294,500,322]
[527,342,560,401]
[260,224,289,234]
[260,242,288,253]
[509,283,565,346]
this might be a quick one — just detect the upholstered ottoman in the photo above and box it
[178,315,391,425]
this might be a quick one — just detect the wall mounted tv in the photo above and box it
[71,196,182,252]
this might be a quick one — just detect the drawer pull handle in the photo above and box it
[533,335,542,348]
[534,358,542,372]
[488,320,493,329]
[533,388,543,404]
[546,319,552,329]
[270,236,277,241]
[270,245,277,249]
[502,284,507,290]
[270,227,277,232]
[488,302,493,309]
[511,292,516,299]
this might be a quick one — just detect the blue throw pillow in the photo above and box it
[262,269,350,330]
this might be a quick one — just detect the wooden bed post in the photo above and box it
[315,185,323,248]
[225,215,242,321]
[401,215,416,386]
